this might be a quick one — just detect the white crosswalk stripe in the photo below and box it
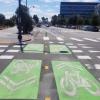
[84,38,99,42]
[68,46,78,48]
[0,55,14,59]
[77,56,92,59]
[97,56,100,59]
[6,50,19,53]
[81,46,93,48]
[70,38,83,41]
[0,45,8,47]
[43,37,49,40]
[72,50,83,53]
[56,37,64,41]
[88,50,100,53]
[94,64,100,69]
[65,43,74,45]
[0,49,5,52]
[77,44,86,46]
[85,64,93,69]
[13,45,20,47]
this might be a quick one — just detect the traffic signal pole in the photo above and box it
[18,0,23,53]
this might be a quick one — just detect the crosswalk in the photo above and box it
[0,36,100,78]
[43,36,100,43]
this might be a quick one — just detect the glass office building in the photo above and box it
[60,2,100,18]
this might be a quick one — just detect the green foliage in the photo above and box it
[91,14,100,26]
[16,5,33,34]
[33,15,39,24]
[0,13,5,25]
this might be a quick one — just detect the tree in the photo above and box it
[51,15,58,26]
[0,14,5,26]
[16,5,33,34]
[67,16,77,25]
[57,14,67,26]
[33,15,39,24]
[91,14,100,26]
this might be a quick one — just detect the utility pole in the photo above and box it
[26,0,27,7]
[18,0,23,53]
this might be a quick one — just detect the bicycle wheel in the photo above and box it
[84,79,100,96]
[60,77,76,96]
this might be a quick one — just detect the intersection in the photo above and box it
[0,26,100,100]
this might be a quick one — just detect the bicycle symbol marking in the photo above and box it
[0,75,36,91]
[11,60,35,74]
[0,60,37,91]
[56,63,100,96]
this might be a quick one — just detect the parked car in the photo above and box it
[70,26,77,29]
[81,26,99,32]
[36,23,41,27]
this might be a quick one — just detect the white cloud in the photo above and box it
[0,0,16,4]
[43,0,99,2]
[3,11,14,19]
[30,7,58,21]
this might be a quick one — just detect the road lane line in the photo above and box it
[0,55,14,59]
[77,56,92,59]
[70,38,83,41]
[94,64,100,69]
[72,50,83,53]
[6,50,19,53]
[84,38,99,42]
[56,37,64,41]
[0,45,8,47]
[88,50,100,53]
[43,37,49,41]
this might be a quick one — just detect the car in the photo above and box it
[70,26,77,29]
[81,26,99,32]
[36,23,41,27]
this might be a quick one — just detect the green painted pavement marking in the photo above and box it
[0,59,41,99]
[24,44,44,53]
[52,61,100,100]
[50,44,71,54]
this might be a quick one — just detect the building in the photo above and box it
[60,2,100,18]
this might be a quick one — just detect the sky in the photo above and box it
[0,0,100,20]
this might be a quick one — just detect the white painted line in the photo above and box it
[77,56,92,59]
[0,55,14,59]
[65,43,74,45]
[98,78,100,81]
[85,64,92,69]
[84,38,99,42]
[88,50,100,53]
[68,46,78,48]
[43,37,49,41]
[49,41,54,44]
[97,56,100,59]
[56,37,64,41]
[58,42,64,44]
[70,38,83,41]
[13,45,20,47]
[0,49,5,52]
[7,50,19,53]
[72,50,83,53]
[94,64,100,69]
[77,44,86,46]
[81,46,93,48]
[0,45,8,47]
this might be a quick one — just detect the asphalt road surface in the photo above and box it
[0,26,100,100]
